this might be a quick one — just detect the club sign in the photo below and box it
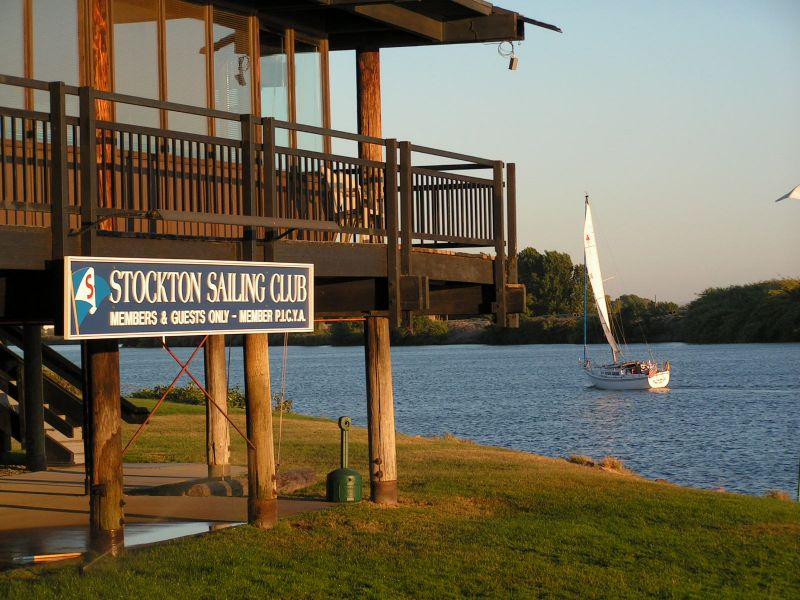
[64,257,314,340]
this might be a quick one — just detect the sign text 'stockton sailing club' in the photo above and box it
[64,257,314,340]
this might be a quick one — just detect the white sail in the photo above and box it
[583,199,621,362]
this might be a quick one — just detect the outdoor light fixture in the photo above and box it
[497,41,518,71]
[235,55,250,86]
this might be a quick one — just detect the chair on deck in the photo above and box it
[320,164,363,243]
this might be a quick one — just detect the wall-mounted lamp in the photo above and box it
[235,55,250,86]
[497,41,519,71]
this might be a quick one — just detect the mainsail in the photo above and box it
[583,198,621,363]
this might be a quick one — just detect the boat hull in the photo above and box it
[585,368,670,390]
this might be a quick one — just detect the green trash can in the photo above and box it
[326,416,362,503]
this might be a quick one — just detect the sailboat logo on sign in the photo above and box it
[71,267,111,327]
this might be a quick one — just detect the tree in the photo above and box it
[518,247,585,316]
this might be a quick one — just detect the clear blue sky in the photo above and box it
[330,0,799,304]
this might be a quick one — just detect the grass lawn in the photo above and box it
[1,400,798,598]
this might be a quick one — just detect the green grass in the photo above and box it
[2,400,798,598]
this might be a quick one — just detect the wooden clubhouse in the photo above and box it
[0,0,558,554]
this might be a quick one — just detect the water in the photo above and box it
[0,522,238,568]
[54,342,800,496]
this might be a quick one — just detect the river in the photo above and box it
[54,342,800,497]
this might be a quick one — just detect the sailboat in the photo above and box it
[582,194,670,390]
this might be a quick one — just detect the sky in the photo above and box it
[330,0,800,305]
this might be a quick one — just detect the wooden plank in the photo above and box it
[315,278,384,314]
[354,5,443,41]
[204,335,230,479]
[364,316,397,504]
[411,251,493,284]
[443,13,523,43]
[426,284,490,315]
[274,241,388,278]
[243,333,278,528]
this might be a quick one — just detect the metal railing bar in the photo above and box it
[415,163,491,172]
[409,144,496,167]
[275,146,385,170]
[411,167,493,186]
[0,107,51,122]
[95,119,240,149]
[153,209,341,232]
[93,89,239,121]
[410,232,494,246]
[272,119,386,146]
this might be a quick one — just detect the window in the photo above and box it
[33,0,80,114]
[112,0,160,127]
[295,39,323,151]
[165,0,208,134]
[0,1,25,109]
[260,29,289,146]
[213,10,251,139]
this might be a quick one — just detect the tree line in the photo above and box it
[506,247,799,344]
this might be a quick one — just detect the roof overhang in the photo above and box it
[251,0,561,50]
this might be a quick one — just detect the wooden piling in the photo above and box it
[84,339,124,556]
[364,316,398,504]
[22,325,46,471]
[204,335,230,479]
[243,333,278,528]
[356,48,382,161]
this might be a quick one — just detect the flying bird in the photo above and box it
[775,184,800,202]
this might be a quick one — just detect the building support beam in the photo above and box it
[356,48,383,161]
[204,335,230,479]
[22,325,46,472]
[84,339,124,556]
[364,315,398,504]
[243,333,278,528]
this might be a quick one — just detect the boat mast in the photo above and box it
[583,194,588,365]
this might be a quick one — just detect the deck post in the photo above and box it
[385,139,401,329]
[506,163,519,328]
[241,114,257,261]
[243,333,278,528]
[84,339,124,556]
[364,315,398,504]
[49,81,68,261]
[262,117,278,262]
[22,325,46,471]
[204,335,230,479]
[398,141,413,329]
[79,87,98,254]
[492,161,507,327]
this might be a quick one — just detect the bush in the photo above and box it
[598,456,625,472]
[130,383,246,408]
[567,455,595,467]
[273,392,293,413]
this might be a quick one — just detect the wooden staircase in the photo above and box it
[0,326,148,466]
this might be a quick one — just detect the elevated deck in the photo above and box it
[0,74,522,329]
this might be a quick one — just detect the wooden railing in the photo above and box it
[0,74,515,256]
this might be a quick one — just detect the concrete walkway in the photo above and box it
[0,463,330,563]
